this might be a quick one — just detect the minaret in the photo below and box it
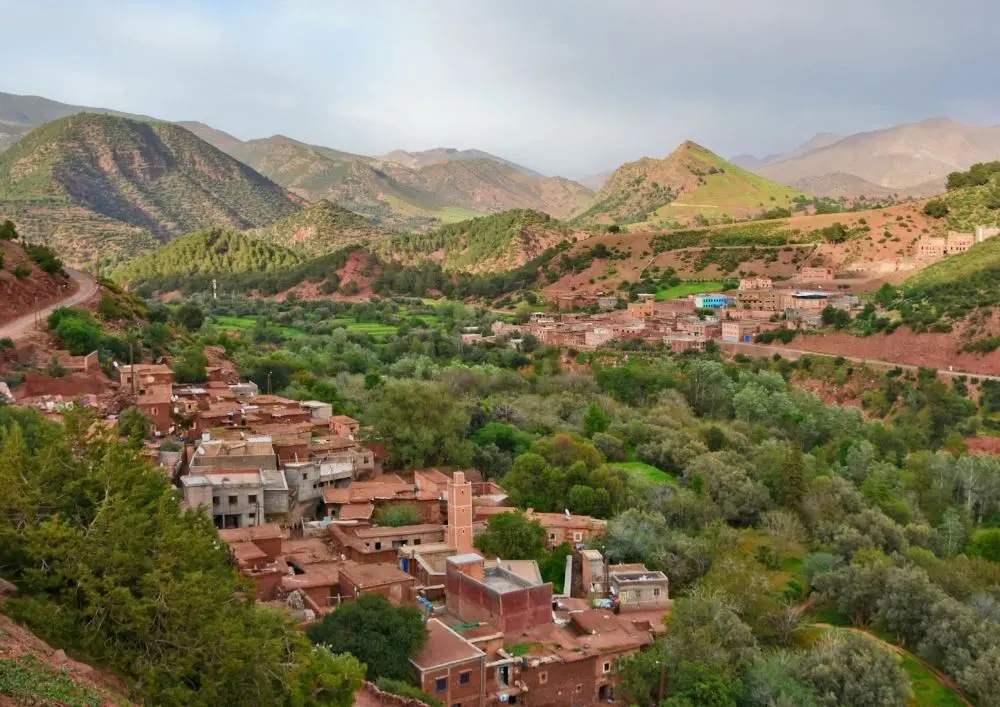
[446,471,474,554]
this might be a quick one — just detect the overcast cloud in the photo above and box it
[4,0,999,177]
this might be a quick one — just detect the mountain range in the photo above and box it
[734,118,1000,198]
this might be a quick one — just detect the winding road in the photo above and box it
[0,268,98,341]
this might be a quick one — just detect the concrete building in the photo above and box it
[609,567,670,612]
[299,400,332,421]
[411,619,486,707]
[693,293,729,309]
[977,226,1000,242]
[722,321,760,343]
[119,363,174,393]
[626,293,656,319]
[598,296,620,311]
[735,288,784,312]
[739,276,772,290]
[918,236,947,258]
[663,334,707,353]
[181,468,265,529]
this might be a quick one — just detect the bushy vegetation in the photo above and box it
[946,161,1000,190]
[0,407,364,706]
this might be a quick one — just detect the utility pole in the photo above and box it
[267,370,272,395]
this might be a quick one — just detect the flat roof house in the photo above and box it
[411,619,486,707]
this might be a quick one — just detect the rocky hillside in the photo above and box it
[0,114,302,264]
[757,118,1000,197]
[0,236,74,325]
[577,141,802,228]
[112,227,304,283]
[248,199,391,256]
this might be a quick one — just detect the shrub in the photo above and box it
[12,265,31,279]
[374,505,424,527]
[922,199,949,218]
[23,244,63,274]
[0,219,18,240]
[374,678,442,707]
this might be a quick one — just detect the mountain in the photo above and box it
[248,199,390,257]
[176,120,244,153]
[758,118,1000,196]
[577,170,614,191]
[379,147,543,177]
[0,91,152,152]
[112,227,304,283]
[731,134,845,171]
[0,113,302,264]
[390,208,579,273]
[577,140,803,228]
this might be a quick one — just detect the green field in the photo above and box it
[327,318,399,336]
[900,655,966,707]
[611,461,678,485]
[213,315,305,338]
[654,281,727,301]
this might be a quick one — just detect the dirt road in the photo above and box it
[0,269,98,341]
[720,341,1000,382]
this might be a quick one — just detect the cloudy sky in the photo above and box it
[5,0,1000,177]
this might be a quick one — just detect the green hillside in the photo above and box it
[113,227,304,283]
[248,199,390,256]
[0,113,301,263]
[936,164,1000,232]
[389,208,573,272]
[578,141,804,228]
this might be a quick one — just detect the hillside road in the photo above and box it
[0,269,99,341]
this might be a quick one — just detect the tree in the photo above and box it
[761,510,806,563]
[922,199,949,218]
[968,527,1000,562]
[582,403,611,437]
[474,511,547,560]
[306,594,427,682]
[369,379,473,469]
[0,219,17,240]
[794,632,911,707]
[172,346,208,384]
[174,302,205,331]
[118,406,151,446]
[55,316,102,355]
[374,505,424,527]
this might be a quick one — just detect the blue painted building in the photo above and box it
[693,293,729,309]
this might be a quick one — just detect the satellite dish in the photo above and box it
[196,447,205,455]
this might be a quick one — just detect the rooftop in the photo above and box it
[218,524,284,544]
[194,438,275,458]
[339,561,413,588]
[281,561,341,590]
[353,524,444,539]
[411,619,484,671]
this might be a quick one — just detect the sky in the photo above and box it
[5,0,1000,178]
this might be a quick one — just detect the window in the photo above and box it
[228,495,238,506]
[374,542,382,550]
[573,532,583,542]
[548,533,557,541]
[303,472,309,479]
[248,513,256,521]
[575,684,583,693]
[632,590,642,601]
[414,538,421,545]
[435,677,447,692]
[653,588,661,597]
[248,495,257,504]
[212,496,220,506]
[603,661,611,673]
[460,671,471,685]
[538,672,548,685]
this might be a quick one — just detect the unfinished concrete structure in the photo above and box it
[445,554,553,633]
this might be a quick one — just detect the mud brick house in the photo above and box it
[329,415,360,439]
[137,386,173,434]
[338,561,415,604]
[118,363,174,393]
[330,523,446,564]
[445,554,553,633]
[411,619,486,707]
[322,479,441,523]
[473,508,606,549]
[799,266,835,282]
[189,437,278,472]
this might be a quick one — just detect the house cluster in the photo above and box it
[486,271,860,354]
[917,226,998,260]
[216,467,670,706]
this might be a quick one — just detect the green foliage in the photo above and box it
[946,161,1000,190]
[0,655,106,707]
[172,346,208,384]
[173,302,205,331]
[23,243,63,274]
[52,310,102,355]
[582,402,611,437]
[114,228,304,283]
[306,594,427,682]
[474,511,547,560]
[923,199,949,218]
[11,264,31,279]
[0,408,360,706]
[0,219,18,240]
[45,355,67,377]
[369,379,473,469]
[374,505,424,527]
[968,528,1000,562]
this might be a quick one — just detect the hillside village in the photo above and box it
[8,49,1000,705]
